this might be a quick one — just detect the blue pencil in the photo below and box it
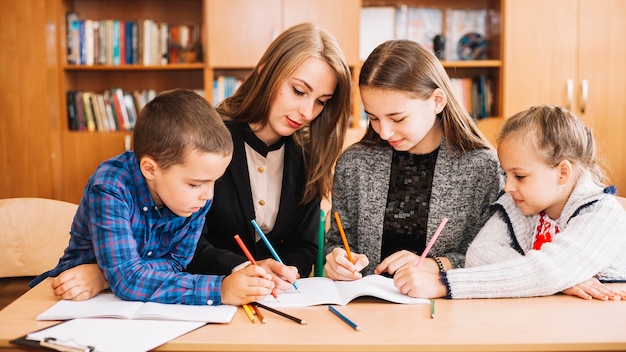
[328,305,361,331]
[251,219,300,291]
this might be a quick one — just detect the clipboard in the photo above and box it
[10,318,206,352]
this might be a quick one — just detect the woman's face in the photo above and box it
[361,87,445,154]
[253,57,337,145]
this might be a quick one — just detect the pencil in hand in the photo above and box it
[251,219,300,292]
[234,234,279,301]
[333,211,355,264]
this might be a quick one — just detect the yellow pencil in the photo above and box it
[242,304,256,323]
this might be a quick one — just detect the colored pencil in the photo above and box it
[242,304,256,323]
[234,234,279,300]
[251,303,267,324]
[252,302,307,325]
[328,305,361,331]
[415,217,448,269]
[333,211,355,264]
[430,299,435,319]
[314,209,326,277]
[251,219,300,291]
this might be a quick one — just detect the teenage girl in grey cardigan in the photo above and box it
[395,105,626,300]
[324,40,503,279]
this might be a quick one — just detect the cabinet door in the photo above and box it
[0,0,61,199]
[207,0,282,67]
[578,0,626,195]
[61,132,131,203]
[283,0,360,65]
[502,0,578,117]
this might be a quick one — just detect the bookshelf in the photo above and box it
[57,0,205,203]
[360,0,504,143]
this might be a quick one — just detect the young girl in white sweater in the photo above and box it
[394,105,626,300]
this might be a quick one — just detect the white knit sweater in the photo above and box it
[444,175,626,298]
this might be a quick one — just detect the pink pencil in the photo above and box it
[415,217,448,268]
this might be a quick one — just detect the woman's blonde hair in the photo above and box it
[358,39,491,154]
[217,22,352,203]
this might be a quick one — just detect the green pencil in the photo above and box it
[430,299,435,319]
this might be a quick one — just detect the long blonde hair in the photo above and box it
[217,23,352,203]
[358,39,491,154]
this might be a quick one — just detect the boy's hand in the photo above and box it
[221,265,275,305]
[324,247,368,281]
[562,277,626,301]
[51,264,109,301]
[255,258,299,293]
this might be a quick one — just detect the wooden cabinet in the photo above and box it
[0,0,62,200]
[206,0,360,68]
[502,0,626,195]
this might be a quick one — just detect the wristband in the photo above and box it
[428,254,445,272]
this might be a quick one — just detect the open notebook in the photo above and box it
[258,274,430,307]
[36,293,237,323]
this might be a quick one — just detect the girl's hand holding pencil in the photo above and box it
[324,212,370,281]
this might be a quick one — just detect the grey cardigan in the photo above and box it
[325,138,503,275]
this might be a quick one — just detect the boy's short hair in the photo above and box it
[133,89,233,169]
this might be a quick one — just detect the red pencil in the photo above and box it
[234,234,278,300]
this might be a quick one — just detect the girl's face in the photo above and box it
[254,57,337,145]
[361,87,445,154]
[498,137,571,220]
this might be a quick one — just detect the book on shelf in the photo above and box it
[450,75,492,119]
[65,13,199,66]
[359,6,396,61]
[66,91,78,131]
[256,274,431,307]
[37,292,237,323]
[396,6,443,54]
[68,89,148,131]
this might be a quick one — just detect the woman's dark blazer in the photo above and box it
[186,121,319,277]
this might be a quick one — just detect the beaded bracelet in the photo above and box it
[428,254,445,272]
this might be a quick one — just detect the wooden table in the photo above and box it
[1,279,625,352]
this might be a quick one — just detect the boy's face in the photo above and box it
[142,149,232,217]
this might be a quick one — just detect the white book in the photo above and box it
[257,274,430,307]
[37,293,237,323]
[359,6,396,61]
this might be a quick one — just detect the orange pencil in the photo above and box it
[333,211,355,264]
[251,303,267,323]
[234,234,278,300]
